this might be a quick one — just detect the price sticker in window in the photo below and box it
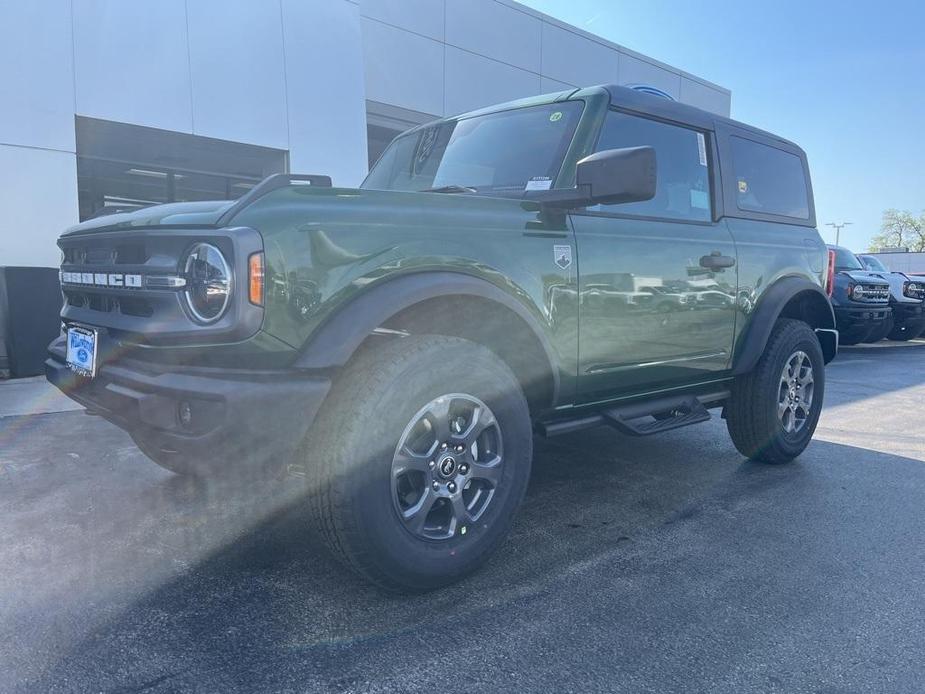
[525,176,553,191]
[697,133,708,167]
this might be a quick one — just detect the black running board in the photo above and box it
[601,395,710,436]
[537,390,729,438]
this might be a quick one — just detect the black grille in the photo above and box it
[64,242,148,265]
[57,226,263,345]
[119,296,155,317]
[856,284,890,303]
[64,289,153,317]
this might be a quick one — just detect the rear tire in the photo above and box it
[303,335,532,593]
[726,319,825,464]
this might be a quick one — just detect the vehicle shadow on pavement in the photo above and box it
[15,421,925,693]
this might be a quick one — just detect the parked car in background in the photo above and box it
[857,254,925,341]
[827,245,891,345]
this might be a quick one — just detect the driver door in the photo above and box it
[572,110,737,402]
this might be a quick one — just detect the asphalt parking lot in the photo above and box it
[2,340,925,693]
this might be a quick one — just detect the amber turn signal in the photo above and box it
[249,252,265,306]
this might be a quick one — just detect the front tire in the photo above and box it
[303,335,532,592]
[726,319,825,464]
[887,320,921,341]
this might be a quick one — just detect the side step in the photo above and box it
[537,390,728,438]
[601,395,710,436]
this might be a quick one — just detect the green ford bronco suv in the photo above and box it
[48,85,837,591]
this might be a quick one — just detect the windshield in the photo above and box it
[832,246,864,271]
[860,255,888,272]
[361,102,584,196]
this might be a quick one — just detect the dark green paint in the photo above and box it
[61,86,827,411]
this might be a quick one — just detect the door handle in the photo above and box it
[699,251,736,270]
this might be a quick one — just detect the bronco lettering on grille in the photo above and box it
[60,271,144,288]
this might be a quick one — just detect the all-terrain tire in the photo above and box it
[302,335,532,593]
[726,318,825,464]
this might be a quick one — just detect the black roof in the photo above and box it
[602,84,801,152]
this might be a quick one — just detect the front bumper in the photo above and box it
[833,304,891,338]
[891,301,925,332]
[46,337,330,470]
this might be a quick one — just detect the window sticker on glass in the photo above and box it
[697,133,707,167]
[690,189,710,209]
[738,179,748,193]
[549,111,563,123]
[525,176,553,191]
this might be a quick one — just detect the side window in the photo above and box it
[593,110,711,222]
[730,136,809,219]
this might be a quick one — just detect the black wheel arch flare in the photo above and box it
[293,271,562,407]
[733,275,837,375]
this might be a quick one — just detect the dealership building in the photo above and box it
[1,0,730,268]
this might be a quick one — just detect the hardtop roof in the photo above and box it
[439,84,802,155]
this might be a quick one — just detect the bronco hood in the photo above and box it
[838,270,890,285]
[62,200,234,237]
[862,269,919,299]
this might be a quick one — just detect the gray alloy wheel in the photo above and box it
[304,334,532,592]
[777,350,815,434]
[391,394,503,541]
[726,318,825,464]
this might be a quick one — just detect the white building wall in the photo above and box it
[0,0,78,268]
[187,0,290,150]
[0,0,729,268]
[357,0,731,119]
[282,0,369,186]
[73,0,195,133]
[0,147,79,268]
[1,0,369,267]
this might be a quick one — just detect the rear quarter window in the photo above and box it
[730,136,809,219]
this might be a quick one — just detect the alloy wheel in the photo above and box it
[391,394,503,541]
[777,350,814,434]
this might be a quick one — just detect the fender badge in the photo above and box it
[554,245,572,270]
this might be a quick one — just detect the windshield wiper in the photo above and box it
[421,185,478,194]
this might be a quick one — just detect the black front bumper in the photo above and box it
[833,304,891,338]
[891,301,925,332]
[46,337,330,470]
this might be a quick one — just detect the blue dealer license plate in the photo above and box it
[66,326,98,378]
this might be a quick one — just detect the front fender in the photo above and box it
[733,276,837,375]
[293,271,561,402]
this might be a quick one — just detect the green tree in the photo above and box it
[868,209,925,252]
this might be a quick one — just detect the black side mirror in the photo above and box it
[533,146,657,209]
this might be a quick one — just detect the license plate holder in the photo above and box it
[66,325,98,378]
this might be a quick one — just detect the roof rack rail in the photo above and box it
[217,173,333,226]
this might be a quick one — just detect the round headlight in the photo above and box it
[183,243,232,324]
[849,284,862,300]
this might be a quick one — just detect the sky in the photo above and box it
[520,0,925,251]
